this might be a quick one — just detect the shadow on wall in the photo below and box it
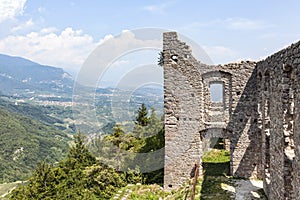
[226,67,262,178]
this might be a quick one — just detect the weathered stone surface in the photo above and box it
[163,32,262,190]
[163,31,300,199]
[257,42,300,199]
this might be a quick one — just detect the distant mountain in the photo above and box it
[0,54,74,96]
[0,107,71,183]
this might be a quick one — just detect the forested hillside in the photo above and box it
[9,134,145,200]
[8,104,165,199]
[0,97,76,133]
[0,108,70,183]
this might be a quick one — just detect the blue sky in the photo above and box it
[0,0,300,77]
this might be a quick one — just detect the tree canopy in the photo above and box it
[9,104,165,199]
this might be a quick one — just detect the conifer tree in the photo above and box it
[65,133,96,169]
[135,103,149,126]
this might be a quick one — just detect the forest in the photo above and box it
[8,104,165,199]
[0,108,70,183]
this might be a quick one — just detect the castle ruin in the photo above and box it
[163,32,300,199]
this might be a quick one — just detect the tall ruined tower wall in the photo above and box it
[163,32,262,190]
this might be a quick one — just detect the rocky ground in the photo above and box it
[222,179,267,200]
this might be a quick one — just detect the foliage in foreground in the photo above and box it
[9,134,143,200]
[8,103,165,199]
[89,104,165,185]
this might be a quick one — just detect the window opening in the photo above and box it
[210,82,223,102]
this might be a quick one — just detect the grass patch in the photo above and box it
[200,176,234,200]
[202,149,230,163]
[112,149,234,199]
[111,148,268,200]
[112,182,202,200]
[112,184,167,200]
[200,149,235,199]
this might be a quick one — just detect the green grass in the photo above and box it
[202,149,230,163]
[111,182,201,200]
[111,149,233,200]
[200,149,234,199]
[111,148,267,200]
[111,184,168,200]
[111,149,232,200]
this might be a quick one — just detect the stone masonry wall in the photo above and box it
[163,32,204,189]
[163,32,263,190]
[257,41,300,199]
[293,62,300,199]
[163,31,300,199]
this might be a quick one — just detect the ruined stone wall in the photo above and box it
[163,31,300,199]
[257,41,300,199]
[163,32,205,189]
[163,32,262,190]
[293,63,300,199]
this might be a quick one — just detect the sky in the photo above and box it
[0,0,300,79]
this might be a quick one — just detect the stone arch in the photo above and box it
[199,128,232,174]
[200,128,231,150]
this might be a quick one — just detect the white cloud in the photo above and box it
[11,18,34,32]
[0,28,163,83]
[224,18,272,30]
[144,4,165,12]
[143,1,175,14]
[37,6,45,14]
[99,34,114,45]
[39,27,58,34]
[182,18,273,31]
[258,32,278,39]
[0,27,99,73]
[204,46,235,55]
[203,45,237,64]
[76,29,162,86]
[0,0,27,23]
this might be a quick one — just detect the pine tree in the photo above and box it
[106,124,125,170]
[65,133,96,169]
[135,103,149,126]
[9,133,97,200]
[111,124,124,146]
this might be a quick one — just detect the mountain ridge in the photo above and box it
[0,54,74,96]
